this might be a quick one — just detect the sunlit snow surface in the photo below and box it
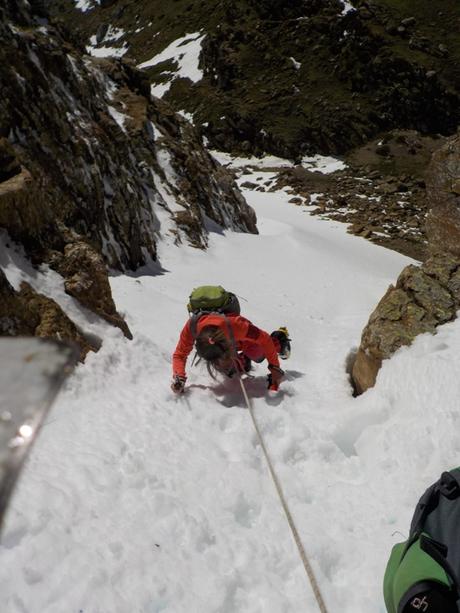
[74,0,95,11]
[1,163,460,613]
[86,27,128,57]
[87,44,128,58]
[137,32,205,98]
[210,150,347,174]
[340,1,356,15]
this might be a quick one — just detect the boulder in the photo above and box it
[0,269,96,361]
[426,134,460,257]
[352,260,458,393]
[54,239,133,340]
[18,282,97,361]
[352,349,382,396]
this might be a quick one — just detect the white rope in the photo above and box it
[237,376,329,613]
[213,314,327,610]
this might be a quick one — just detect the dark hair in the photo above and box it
[195,326,230,362]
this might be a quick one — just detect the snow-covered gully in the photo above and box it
[2,166,460,612]
[236,373,329,613]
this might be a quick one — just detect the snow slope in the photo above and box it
[137,32,205,99]
[1,168,460,613]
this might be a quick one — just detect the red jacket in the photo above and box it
[172,313,280,377]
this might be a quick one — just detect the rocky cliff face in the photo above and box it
[51,0,460,159]
[426,134,460,258]
[0,1,257,355]
[352,134,460,394]
[0,268,97,362]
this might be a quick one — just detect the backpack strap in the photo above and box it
[438,471,460,500]
[221,314,238,357]
[189,311,203,340]
[419,534,460,597]
[409,483,440,538]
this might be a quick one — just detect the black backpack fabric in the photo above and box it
[384,469,460,613]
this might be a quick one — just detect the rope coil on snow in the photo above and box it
[237,376,329,613]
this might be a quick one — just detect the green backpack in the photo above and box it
[187,285,240,315]
[383,470,460,613]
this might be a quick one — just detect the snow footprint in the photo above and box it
[282,440,308,465]
[152,492,178,520]
[1,523,28,549]
[433,342,449,352]
[232,492,261,529]
[219,413,240,433]
[108,541,124,560]
[23,566,42,585]
[195,525,216,553]
[332,406,389,457]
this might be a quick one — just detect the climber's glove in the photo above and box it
[267,365,284,391]
[171,375,187,394]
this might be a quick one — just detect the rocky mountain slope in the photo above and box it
[48,0,460,264]
[51,0,460,159]
[352,134,460,393]
[0,0,256,355]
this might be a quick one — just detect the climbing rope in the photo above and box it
[199,313,328,611]
[237,375,329,613]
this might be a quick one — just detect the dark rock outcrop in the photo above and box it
[0,269,96,361]
[0,1,257,356]
[51,237,133,340]
[352,256,459,393]
[0,16,256,267]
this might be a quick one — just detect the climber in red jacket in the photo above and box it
[171,312,290,394]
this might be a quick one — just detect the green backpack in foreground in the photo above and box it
[187,285,240,315]
[384,469,460,613]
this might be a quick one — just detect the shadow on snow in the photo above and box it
[187,370,304,409]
